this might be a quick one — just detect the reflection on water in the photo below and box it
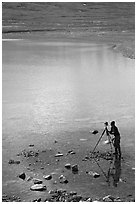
[91,152,121,187]
[2,40,134,149]
[107,155,121,187]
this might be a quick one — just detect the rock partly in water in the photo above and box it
[30,184,47,191]
[18,172,26,180]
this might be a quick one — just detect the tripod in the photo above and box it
[92,127,113,154]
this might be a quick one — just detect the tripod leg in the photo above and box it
[92,133,104,153]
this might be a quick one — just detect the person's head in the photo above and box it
[111,121,115,126]
[104,122,108,127]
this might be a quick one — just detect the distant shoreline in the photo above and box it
[2,30,135,59]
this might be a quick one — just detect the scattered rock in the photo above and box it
[59,175,68,184]
[57,189,67,194]
[86,171,100,178]
[29,144,34,147]
[86,197,92,202]
[33,178,43,184]
[70,151,76,155]
[67,195,83,202]
[8,159,20,164]
[18,172,26,180]
[55,153,64,157]
[30,184,47,191]
[43,175,52,180]
[103,195,115,202]
[54,140,58,143]
[70,191,77,196]
[65,163,71,169]
[32,198,41,202]
[19,149,39,158]
[2,194,21,202]
[49,190,56,194]
[26,176,33,181]
[92,130,98,134]
[72,164,79,173]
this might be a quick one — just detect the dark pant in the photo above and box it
[113,138,121,155]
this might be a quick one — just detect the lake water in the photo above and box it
[2,40,135,199]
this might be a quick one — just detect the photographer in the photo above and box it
[109,121,121,156]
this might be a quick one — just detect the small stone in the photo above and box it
[37,198,41,202]
[65,163,71,169]
[72,164,79,172]
[8,159,20,164]
[68,195,83,202]
[33,178,43,184]
[27,176,33,181]
[55,153,63,157]
[43,175,52,180]
[103,195,115,202]
[70,191,77,196]
[70,151,76,155]
[19,172,26,180]
[49,190,56,194]
[87,171,100,178]
[57,189,67,194]
[59,175,68,184]
[86,198,92,202]
[54,140,58,143]
[53,181,57,184]
[92,130,98,135]
[41,167,44,169]
[30,184,47,191]
[29,144,34,147]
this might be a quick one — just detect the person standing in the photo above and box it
[109,121,121,156]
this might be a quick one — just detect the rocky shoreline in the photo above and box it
[3,142,135,202]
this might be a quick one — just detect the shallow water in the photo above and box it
[2,40,135,199]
